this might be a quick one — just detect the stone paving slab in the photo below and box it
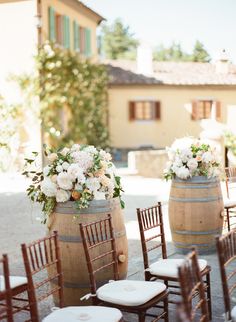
[0,172,226,321]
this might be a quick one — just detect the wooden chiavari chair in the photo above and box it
[178,248,209,322]
[216,230,236,321]
[0,254,13,322]
[224,167,236,231]
[137,202,212,319]
[21,231,124,322]
[80,215,169,322]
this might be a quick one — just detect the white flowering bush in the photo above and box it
[163,137,222,180]
[23,144,124,223]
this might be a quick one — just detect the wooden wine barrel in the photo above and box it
[168,176,224,254]
[47,197,128,306]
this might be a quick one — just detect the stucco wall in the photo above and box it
[41,0,98,58]
[108,85,236,149]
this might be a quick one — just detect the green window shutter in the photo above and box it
[73,21,80,51]
[62,16,70,48]
[48,7,56,41]
[85,28,91,57]
[66,16,70,49]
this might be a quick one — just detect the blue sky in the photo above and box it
[83,0,236,62]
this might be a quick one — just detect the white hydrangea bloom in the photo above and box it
[56,189,71,203]
[179,148,193,163]
[176,166,190,179]
[43,165,50,176]
[57,172,73,190]
[187,158,198,170]
[62,162,70,170]
[71,144,80,151]
[86,177,100,192]
[202,151,213,163]
[84,145,97,154]
[71,151,93,171]
[67,163,83,181]
[56,165,63,173]
[41,178,57,197]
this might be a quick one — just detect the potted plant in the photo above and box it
[24,144,128,306]
[164,137,224,254]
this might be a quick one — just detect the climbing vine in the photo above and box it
[19,42,110,149]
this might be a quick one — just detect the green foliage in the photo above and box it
[224,131,236,156]
[191,40,211,62]
[17,42,110,150]
[153,40,211,62]
[101,19,138,59]
[0,96,22,171]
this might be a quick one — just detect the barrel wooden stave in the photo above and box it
[168,177,224,253]
[47,197,128,306]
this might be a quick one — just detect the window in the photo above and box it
[48,7,70,48]
[79,27,91,56]
[129,101,161,121]
[191,100,221,120]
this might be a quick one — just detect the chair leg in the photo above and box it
[164,297,169,322]
[138,311,146,322]
[206,272,212,321]
[226,209,230,232]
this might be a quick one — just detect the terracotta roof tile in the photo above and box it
[105,60,236,86]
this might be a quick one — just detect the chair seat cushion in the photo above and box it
[224,198,236,208]
[231,305,236,321]
[0,275,27,291]
[147,258,207,278]
[96,280,166,306]
[43,306,123,322]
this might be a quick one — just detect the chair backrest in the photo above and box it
[79,215,119,299]
[216,230,236,320]
[225,167,236,199]
[21,231,64,322]
[178,248,209,322]
[0,254,13,322]
[137,202,167,270]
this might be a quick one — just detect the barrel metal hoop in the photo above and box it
[169,196,223,203]
[173,228,222,235]
[58,230,126,243]
[172,184,218,189]
[174,241,214,247]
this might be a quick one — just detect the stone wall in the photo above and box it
[128,149,168,178]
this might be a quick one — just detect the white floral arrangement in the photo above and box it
[163,137,222,180]
[24,144,124,223]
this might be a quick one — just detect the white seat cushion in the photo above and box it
[147,258,207,278]
[96,280,166,306]
[231,305,236,321]
[0,275,27,291]
[224,198,236,208]
[43,306,122,322]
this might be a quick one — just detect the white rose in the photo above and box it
[71,144,80,151]
[62,162,70,170]
[56,165,63,173]
[48,153,57,163]
[67,164,84,181]
[93,191,106,200]
[41,178,57,197]
[187,158,198,170]
[57,172,73,190]
[56,189,71,202]
[86,177,100,192]
[61,147,70,156]
[43,165,50,176]
[202,152,213,163]
[176,166,190,179]
[84,145,97,154]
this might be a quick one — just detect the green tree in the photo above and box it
[191,40,211,62]
[101,19,138,59]
[154,42,190,62]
